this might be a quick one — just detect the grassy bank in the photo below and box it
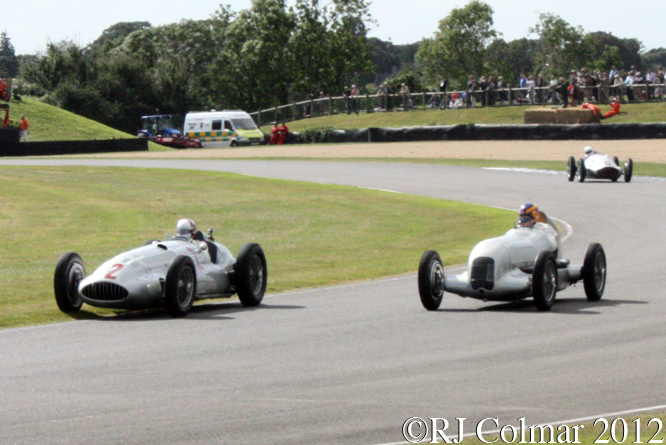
[0,165,512,328]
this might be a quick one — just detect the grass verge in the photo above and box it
[0,165,512,329]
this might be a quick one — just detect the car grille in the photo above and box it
[81,282,129,301]
[470,257,494,291]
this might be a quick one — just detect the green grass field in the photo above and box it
[0,165,513,328]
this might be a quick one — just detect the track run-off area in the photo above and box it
[0,151,664,445]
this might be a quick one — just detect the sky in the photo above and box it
[3,0,664,56]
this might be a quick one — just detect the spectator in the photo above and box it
[19,115,29,142]
[342,86,351,114]
[609,65,620,83]
[400,83,411,109]
[277,122,289,145]
[519,73,527,100]
[318,91,327,115]
[646,69,656,101]
[598,72,610,103]
[555,77,569,108]
[525,76,536,103]
[634,71,645,101]
[656,67,665,101]
[496,76,508,104]
[350,84,360,114]
[465,75,477,107]
[611,74,624,100]
[486,76,496,106]
[270,122,280,145]
[304,93,312,117]
[0,78,8,101]
[624,71,635,102]
[535,74,545,103]
[438,76,448,109]
[479,76,488,106]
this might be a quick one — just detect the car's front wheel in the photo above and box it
[418,250,445,311]
[235,243,267,307]
[578,158,586,182]
[164,256,196,317]
[566,156,576,182]
[583,243,606,301]
[54,252,86,312]
[624,158,633,183]
[533,251,557,311]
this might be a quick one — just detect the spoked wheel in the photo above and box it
[164,256,196,317]
[583,243,606,301]
[624,158,633,183]
[54,252,86,312]
[418,250,445,310]
[566,156,576,182]
[532,251,557,311]
[236,243,267,307]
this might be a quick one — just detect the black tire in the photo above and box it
[532,251,557,311]
[418,250,445,311]
[566,156,576,182]
[230,140,239,147]
[578,158,586,182]
[235,243,267,307]
[143,239,160,246]
[583,243,606,301]
[54,252,85,312]
[164,256,196,317]
[624,158,633,183]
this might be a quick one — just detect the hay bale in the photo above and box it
[523,108,600,124]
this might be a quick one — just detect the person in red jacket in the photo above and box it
[269,123,279,145]
[0,78,9,101]
[19,115,29,142]
[277,122,289,145]
[603,99,621,119]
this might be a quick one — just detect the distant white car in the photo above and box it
[54,229,267,317]
[567,150,633,183]
[418,221,606,311]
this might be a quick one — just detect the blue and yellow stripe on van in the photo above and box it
[186,129,236,143]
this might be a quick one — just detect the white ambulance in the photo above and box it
[183,110,265,147]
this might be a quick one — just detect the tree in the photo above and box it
[486,38,539,84]
[583,31,642,72]
[416,1,499,88]
[88,21,152,53]
[643,48,666,70]
[529,13,593,76]
[0,32,19,78]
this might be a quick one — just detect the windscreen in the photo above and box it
[230,118,258,130]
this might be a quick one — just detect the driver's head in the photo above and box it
[176,218,197,238]
[584,146,593,155]
[518,203,539,227]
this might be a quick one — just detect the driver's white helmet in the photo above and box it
[584,146,593,155]
[176,218,197,238]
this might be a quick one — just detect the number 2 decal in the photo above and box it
[105,264,124,279]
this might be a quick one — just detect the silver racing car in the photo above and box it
[54,221,267,317]
[567,146,633,182]
[418,211,606,311]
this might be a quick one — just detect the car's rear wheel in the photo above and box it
[235,243,267,307]
[566,156,576,182]
[54,252,86,312]
[624,158,633,183]
[578,159,586,182]
[533,251,557,311]
[583,243,606,301]
[418,250,445,311]
[164,256,196,317]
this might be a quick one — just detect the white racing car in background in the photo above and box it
[567,147,633,183]
[54,224,267,317]
[418,210,607,311]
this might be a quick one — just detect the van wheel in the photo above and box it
[230,140,239,147]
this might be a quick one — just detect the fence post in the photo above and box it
[274,106,278,124]
[328,96,332,116]
[366,93,370,113]
[422,92,426,111]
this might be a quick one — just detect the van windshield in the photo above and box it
[230,118,258,130]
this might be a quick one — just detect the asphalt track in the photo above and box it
[1,159,665,445]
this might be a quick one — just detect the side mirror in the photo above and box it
[198,241,208,251]
[207,228,215,241]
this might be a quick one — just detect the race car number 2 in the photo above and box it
[593,418,664,444]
